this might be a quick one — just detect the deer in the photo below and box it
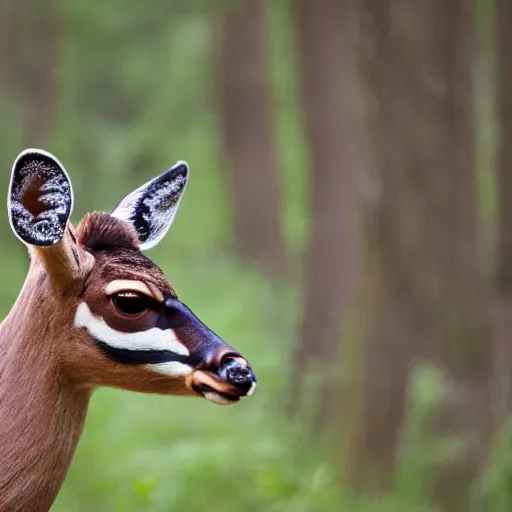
[0,149,257,512]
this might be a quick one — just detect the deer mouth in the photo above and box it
[192,381,241,405]
[189,361,257,406]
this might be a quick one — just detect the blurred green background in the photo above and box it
[1,0,512,511]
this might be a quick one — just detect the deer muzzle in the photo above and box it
[189,352,256,405]
[164,297,257,405]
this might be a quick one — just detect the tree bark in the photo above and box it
[350,1,492,505]
[496,0,512,292]
[288,0,358,421]
[218,0,286,280]
[491,0,512,440]
[0,0,15,96]
[13,0,60,146]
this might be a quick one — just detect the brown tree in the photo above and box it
[496,0,512,292]
[218,0,287,279]
[12,0,60,146]
[0,0,14,97]
[0,0,59,246]
[350,1,493,507]
[288,0,358,420]
[493,0,512,434]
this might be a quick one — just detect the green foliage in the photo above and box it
[0,1,510,511]
[477,418,512,511]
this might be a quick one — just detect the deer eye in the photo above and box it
[111,291,151,316]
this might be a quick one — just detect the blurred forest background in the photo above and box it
[0,0,511,510]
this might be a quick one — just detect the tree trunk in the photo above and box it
[218,0,286,280]
[0,0,59,248]
[288,0,358,421]
[13,0,60,146]
[350,1,492,505]
[0,0,15,96]
[496,0,512,292]
[491,0,512,435]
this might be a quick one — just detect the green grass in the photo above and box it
[48,254,440,511]
[0,2,509,510]
[52,253,342,512]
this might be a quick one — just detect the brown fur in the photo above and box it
[31,225,94,295]
[0,216,178,512]
[0,268,91,511]
[77,212,140,252]
[0,213,247,511]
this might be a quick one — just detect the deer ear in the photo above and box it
[8,149,93,287]
[111,161,188,250]
[8,148,73,246]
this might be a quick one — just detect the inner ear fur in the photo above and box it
[9,149,73,247]
[110,161,188,251]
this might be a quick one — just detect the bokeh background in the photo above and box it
[0,0,510,510]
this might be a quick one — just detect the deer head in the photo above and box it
[7,148,257,405]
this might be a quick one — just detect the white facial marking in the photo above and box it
[203,391,234,405]
[246,381,257,397]
[74,302,190,355]
[105,280,162,302]
[146,361,192,377]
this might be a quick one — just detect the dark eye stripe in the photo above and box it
[93,338,201,366]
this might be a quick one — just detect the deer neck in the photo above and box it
[0,268,91,512]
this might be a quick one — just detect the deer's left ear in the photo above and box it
[111,161,188,250]
[8,148,73,247]
[8,149,94,286]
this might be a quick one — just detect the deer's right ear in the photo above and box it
[8,149,93,285]
[111,161,188,250]
[8,149,73,247]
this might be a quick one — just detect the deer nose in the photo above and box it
[203,348,256,392]
[163,297,257,395]
[218,356,256,388]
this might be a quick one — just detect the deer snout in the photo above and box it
[184,346,256,405]
[191,347,257,404]
[165,297,257,404]
[200,346,255,387]
[218,356,256,392]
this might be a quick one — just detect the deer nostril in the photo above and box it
[218,357,256,388]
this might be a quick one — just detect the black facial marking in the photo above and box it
[163,297,189,329]
[93,338,202,366]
